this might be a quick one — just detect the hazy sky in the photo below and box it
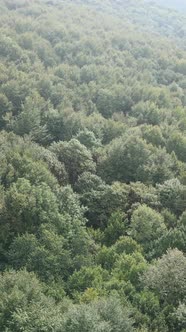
[146,0,186,11]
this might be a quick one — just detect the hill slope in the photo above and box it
[0,0,185,331]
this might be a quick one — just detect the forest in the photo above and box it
[0,0,185,331]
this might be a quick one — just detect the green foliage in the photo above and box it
[50,139,96,184]
[113,252,148,288]
[142,249,186,305]
[68,265,109,297]
[62,296,135,332]
[103,211,127,246]
[98,134,180,184]
[0,0,185,330]
[174,303,186,331]
[113,236,143,255]
[1,178,60,240]
[0,269,64,331]
[76,174,128,227]
[130,204,167,252]
[8,229,71,282]
[157,179,186,216]
[75,129,101,149]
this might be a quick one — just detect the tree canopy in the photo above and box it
[0,0,185,331]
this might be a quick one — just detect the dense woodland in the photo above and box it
[0,0,186,331]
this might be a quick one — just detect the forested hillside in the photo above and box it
[0,0,186,331]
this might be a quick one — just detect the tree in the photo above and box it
[96,85,133,118]
[0,269,64,331]
[130,204,167,252]
[157,178,186,216]
[142,249,186,305]
[113,236,143,255]
[62,296,135,332]
[167,131,186,163]
[132,290,168,332]
[68,265,109,297]
[0,178,61,246]
[98,135,152,184]
[174,303,186,331]
[50,139,96,184]
[12,92,50,144]
[0,93,12,128]
[103,211,127,246]
[76,175,128,228]
[75,129,101,149]
[8,228,72,282]
[113,252,147,287]
[131,101,163,125]
[143,148,181,185]
[141,125,165,147]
